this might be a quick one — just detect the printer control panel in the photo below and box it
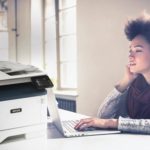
[31,75,54,89]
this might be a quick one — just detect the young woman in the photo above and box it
[75,12,150,134]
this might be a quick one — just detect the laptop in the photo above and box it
[47,89,121,137]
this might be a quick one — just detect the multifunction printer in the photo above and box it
[0,61,53,143]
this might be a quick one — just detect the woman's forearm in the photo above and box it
[115,80,130,93]
[105,119,118,129]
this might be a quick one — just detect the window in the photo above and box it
[44,0,77,90]
[0,0,8,61]
[44,0,57,87]
[58,0,77,89]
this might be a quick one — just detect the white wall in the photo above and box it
[77,0,150,116]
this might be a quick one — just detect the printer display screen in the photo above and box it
[31,75,53,89]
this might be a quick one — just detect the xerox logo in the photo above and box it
[10,108,22,113]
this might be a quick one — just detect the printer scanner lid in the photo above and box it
[0,61,46,86]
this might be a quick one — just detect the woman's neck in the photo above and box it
[143,73,150,85]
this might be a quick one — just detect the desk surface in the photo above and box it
[47,134,150,150]
[1,110,150,150]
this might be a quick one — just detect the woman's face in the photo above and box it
[129,35,150,75]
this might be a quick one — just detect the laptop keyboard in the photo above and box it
[62,120,102,133]
[62,120,80,133]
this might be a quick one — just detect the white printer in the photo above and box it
[0,61,53,143]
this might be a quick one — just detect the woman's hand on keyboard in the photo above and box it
[74,118,118,130]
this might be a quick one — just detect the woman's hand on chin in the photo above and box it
[115,65,138,93]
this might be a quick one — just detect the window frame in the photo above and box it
[55,0,77,90]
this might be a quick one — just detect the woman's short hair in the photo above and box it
[124,12,150,43]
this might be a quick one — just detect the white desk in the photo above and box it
[47,110,150,150]
[47,134,150,150]
[1,110,150,150]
